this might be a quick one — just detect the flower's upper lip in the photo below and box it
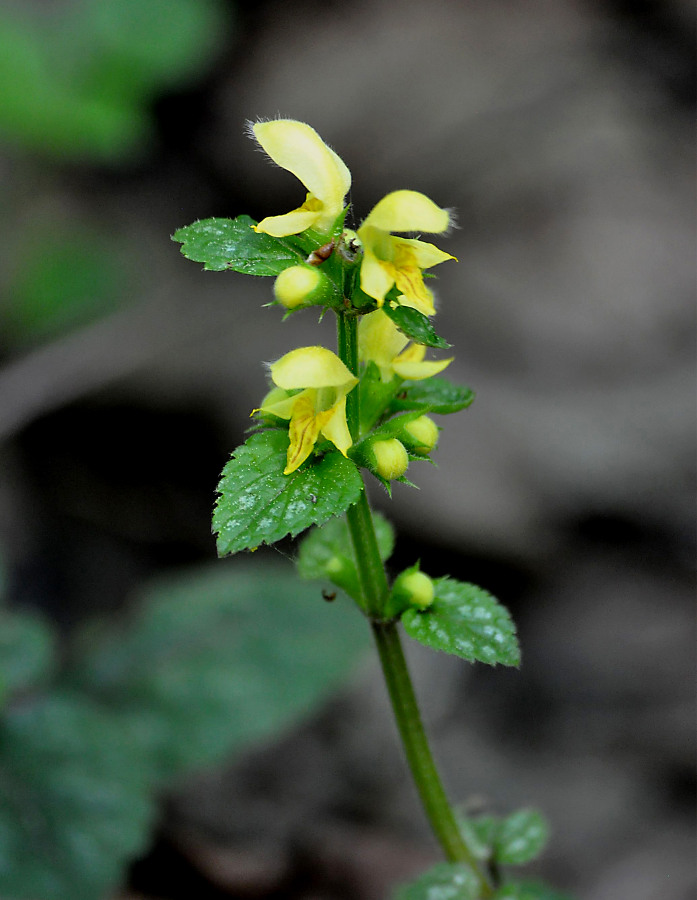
[359,190,451,235]
[251,120,351,235]
[270,346,358,391]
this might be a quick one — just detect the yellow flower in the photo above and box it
[259,346,358,474]
[357,190,455,317]
[251,120,351,237]
[358,309,453,381]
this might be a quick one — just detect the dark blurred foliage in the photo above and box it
[0,0,694,898]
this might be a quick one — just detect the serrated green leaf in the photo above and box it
[0,693,155,900]
[495,809,549,866]
[456,813,499,861]
[401,577,520,667]
[457,807,549,868]
[213,430,364,555]
[388,378,475,416]
[297,513,395,601]
[173,216,305,274]
[392,862,480,900]
[68,559,369,778]
[0,609,55,704]
[384,303,451,349]
[495,881,575,900]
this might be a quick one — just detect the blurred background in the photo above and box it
[0,0,694,898]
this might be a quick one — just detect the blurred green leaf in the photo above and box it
[0,608,55,706]
[496,809,549,866]
[69,559,370,778]
[3,229,125,346]
[0,0,229,161]
[457,808,550,868]
[392,862,480,899]
[214,430,364,556]
[401,578,520,667]
[0,693,155,900]
[495,882,575,900]
[457,813,500,861]
[78,0,228,97]
[298,512,395,578]
[297,512,395,601]
[173,216,306,274]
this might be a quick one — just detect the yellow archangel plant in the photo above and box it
[173,116,561,900]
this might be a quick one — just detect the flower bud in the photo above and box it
[321,554,361,601]
[371,438,409,481]
[397,570,435,610]
[401,415,439,455]
[273,265,329,309]
[384,565,436,618]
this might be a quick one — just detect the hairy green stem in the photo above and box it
[346,491,389,618]
[372,621,491,882]
[336,310,492,896]
[337,311,389,617]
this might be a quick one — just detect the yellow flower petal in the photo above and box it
[317,396,352,457]
[362,190,450,233]
[271,346,357,391]
[392,355,453,380]
[259,391,301,420]
[255,207,321,237]
[359,246,395,306]
[391,262,436,317]
[358,310,409,370]
[394,236,456,268]
[358,309,451,382]
[284,393,322,474]
[393,344,427,365]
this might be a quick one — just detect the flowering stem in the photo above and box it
[336,308,360,435]
[336,310,492,895]
[337,311,389,619]
[372,621,492,890]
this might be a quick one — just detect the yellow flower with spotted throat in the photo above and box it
[358,309,453,382]
[259,346,358,474]
[251,120,351,237]
[357,190,455,317]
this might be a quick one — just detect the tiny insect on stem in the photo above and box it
[306,241,335,265]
